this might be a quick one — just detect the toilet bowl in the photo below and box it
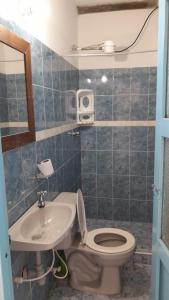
[65,190,136,295]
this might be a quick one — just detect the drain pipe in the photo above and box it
[35,251,46,286]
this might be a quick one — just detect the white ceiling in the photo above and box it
[75,0,145,7]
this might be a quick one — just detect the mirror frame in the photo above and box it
[0,27,35,152]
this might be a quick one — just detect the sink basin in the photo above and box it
[9,200,76,251]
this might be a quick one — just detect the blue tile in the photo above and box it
[112,199,130,221]
[149,67,157,94]
[84,196,98,218]
[96,127,112,150]
[113,175,129,199]
[65,91,76,122]
[43,56,53,88]
[148,127,155,151]
[130,151,147,176]
[3,148,24,210]
[130,201,152,222]
[0,99,8,122]
[48,172,59,196]
[36,139,49,163]
[74,152,81,179]
[79,69,95,90]
[97,151,112,174]
[96,95,113,120]
[147,176,154,201]
[65,63,72,91]
[148,94,156,120]
[6,74,16,98]
[98,197,113,219]
[47,137,57,171]
[33,85,46,130]
[60,58,66,92]
[130,176,147,200]
[8,99,18,121]
[82,173,96,196]
[60,93,66,121]
[113,127,130,150]
[147,151,154,176]
[53,90,62,123]
[31,56,43,86]
[54,135,63,168]
[80,127,96,150]
[0,73,7,97]
[44,88,55,128]
[95,69,113,95]
[16,74,26,98]
[52,54,60,91]
[62,131,74,162]
[113,95,130,120]
[21,142,37,194]
[113,151,129,175]
[63,158,75,191]
[8,200,26,227]
[97,174,112,198]
[81,151,96,173]
[18,99,28,122]
[24,186,41,211]
[131,68,149,94]
[130,127,148,151]
[113,68,131,95]
[130,95,148,120]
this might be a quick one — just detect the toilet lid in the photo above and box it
[77,189,87,244]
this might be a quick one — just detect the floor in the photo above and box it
[48,220,152,300]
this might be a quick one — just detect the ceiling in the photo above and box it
[75,0,147,7]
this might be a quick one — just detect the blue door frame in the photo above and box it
[0,134,14,299]
[152,0,169,299]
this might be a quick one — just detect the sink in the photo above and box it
[9,200,76,251]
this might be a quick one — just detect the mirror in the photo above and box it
[0,44,28,136]
[0,27,35,151]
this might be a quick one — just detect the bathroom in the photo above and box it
[0,0,168,299]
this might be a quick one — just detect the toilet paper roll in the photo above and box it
[37,159,54,177]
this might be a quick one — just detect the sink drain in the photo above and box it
[32,233,43,240]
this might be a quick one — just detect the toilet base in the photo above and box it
[69,266,121,295]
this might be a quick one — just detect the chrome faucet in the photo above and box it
[37,191,47,208]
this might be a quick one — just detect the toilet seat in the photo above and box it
[85,228,135,254]
[76,189,135,255]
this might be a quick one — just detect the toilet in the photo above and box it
[55,190,136,295]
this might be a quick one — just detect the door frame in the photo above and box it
[0,134,14,300]
[151,0,169,299]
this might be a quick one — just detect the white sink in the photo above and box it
[9,200,76,251]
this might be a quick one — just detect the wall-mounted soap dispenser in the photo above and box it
[76,89,95,125]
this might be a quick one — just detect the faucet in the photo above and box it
[37,191,47,208]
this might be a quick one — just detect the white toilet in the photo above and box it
[55,190,136,295]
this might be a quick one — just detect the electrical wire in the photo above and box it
[52,250,69,280]
[115,6,158,53]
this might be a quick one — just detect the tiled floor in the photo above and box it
[48,220,152,300]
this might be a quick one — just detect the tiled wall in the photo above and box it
[0,17,81,300]
[79,67,156,223]
[0,73,8,123]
